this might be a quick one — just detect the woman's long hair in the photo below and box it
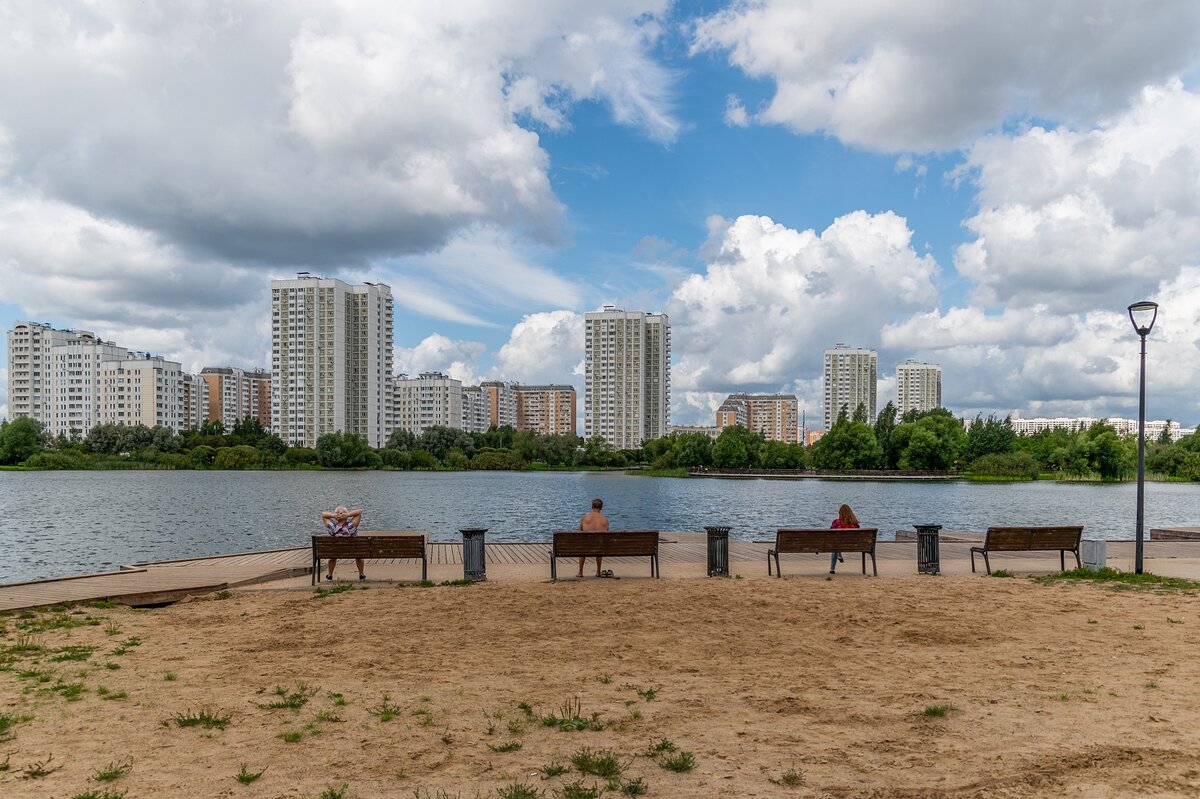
[838,504,859,527]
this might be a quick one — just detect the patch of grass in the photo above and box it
[540,761,569,778]
[1053,692,1070,701]
[616,777,648,796]
[558,782,602,799]
[214,590,232,600]
[318,786,349,799]
[1145,681,1159,689]
[17,668,55,684]
[769,766,806,787]
[370,694,401,722]
[506,717,525,735]
[50,681,86,701]
[540,697,604,732]
[22,753,61,778]
[311,584,358,599]
[104,621,122,636]
[171,708,232,729]
[5,634,45,654]
[488,740,523,753]
[51,644,97,662]
[922,704,956,718]
[96,685,129,701]
[278,730,303,743]
[89,599,121,609]
[988,569,1015,578]
[103,662,121,670]
[634,687,658,702]
[110,638,141,657]
[659,750,695,773]
[71,790,127,799]
[1035,567,1200,592]
[644,738,676,756]
[496,783,541,799]
[597,674,612,685]
[0,712,34,742]
[163,671,177,681]
[94,758,133,782]
[256,683,317,711]
[517,701,534,717]
[314,710,344,723]
[328,691,347,706]
[17,613,102,634]
[235,763,266,784]
[570,747,623,779]
[627,709,642,721]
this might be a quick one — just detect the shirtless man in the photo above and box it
[578,498,610,578]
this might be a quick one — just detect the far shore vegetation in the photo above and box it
[0,403,1197,482]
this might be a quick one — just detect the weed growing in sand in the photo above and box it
[256,683,317,711]
[6,634,45,654]
[1168,617,1183,624]
[1145,681,1159,689]
[235,764,266,784]
[0,713,34,742]
[163,671,177,681]
[18,613,101,634]
[634,687,657,702]
[558,782,602,799]
[989,569,1015,578]
[440,732,454,745]
[317,785,349,799]
[370,694,401,722]
[643,738,676,757]
[1053,693,1070,701]
[51,645,96,662]
[922,704,956,718]
[1087,619,1098,624]
[496,783,541,799]
[541,698,603,732]
[615,777,648,796]
[278,730,303,743]
[627,709,642,721]
[214,590,232,600]
[598,674,612,684]
[569,748,623,779]
[17,668,55,684]
[71,790,127,799]
[659,751,695,773]
[1036,568,1200,592]
[96,686,129,701]
[170,708,232,729]
[768,766,807,787]
[328,691,348,706]
[110,637,142,656]
[48,681,86,701]
[93,758,133,782]
[488,740,522,753]
[1133,624,1145,630]
[21,753,61,779]
[311,584,359,599]
[104,621,121,636]
[517,701,534,718]
[0,752,9,771]
[104,662,121,670]
[314,710,344,723]
[540,761,569,778]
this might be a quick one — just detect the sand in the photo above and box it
[2,575,1200,798]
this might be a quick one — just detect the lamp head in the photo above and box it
[1128,301,1158,337]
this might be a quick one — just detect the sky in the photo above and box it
[2,1,1199,429]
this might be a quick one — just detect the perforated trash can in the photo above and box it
[704,526,732,577]
[459,528,488,582]
[914,524,942,575]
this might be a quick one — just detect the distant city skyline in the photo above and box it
[1,4,1199,428]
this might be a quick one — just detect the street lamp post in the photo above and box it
[1127,301,1158,574]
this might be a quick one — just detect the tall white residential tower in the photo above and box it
[895,359,942,416]
[584,306,670,449]
[823,344,877,430]
[271,275,393,448]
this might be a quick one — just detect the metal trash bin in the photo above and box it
[704,526,732,577]
[459,528,488,582]
[914,524,942,575]
[1082,539,1107,571]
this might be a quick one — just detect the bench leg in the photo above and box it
[970,549,976,573]
[767,549,773,576]
[422,555,427,582]
[774,551,782,577]
[871,551,878,577]
[653,554,659,579]
[1074,548,1082,570]
[312,556,319,586]
[983,551,991,575]
[861,552,867,576]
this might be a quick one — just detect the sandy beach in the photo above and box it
[2,574,1199,798]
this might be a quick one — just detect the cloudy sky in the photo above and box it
[2,0,1199,427]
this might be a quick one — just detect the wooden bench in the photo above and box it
[550,531,660,579]
[311,531,428,584]
[970,526,1083,574]
[768,528,879,577]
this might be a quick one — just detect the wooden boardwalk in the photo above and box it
[3,535,1200,611]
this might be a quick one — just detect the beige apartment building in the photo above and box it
[6,321,79,420]
[480,380,518,429]
[715,393,800,442]
[584,306,670,449]
[461,385,490,433]
[389,372,463,436]
[98,357,184,430]
[271,275,393,447]
[823,344,877,429]
[181,373,209,430]
[516,384,576,436]
[895,359,942,416]
[201,367,271,430]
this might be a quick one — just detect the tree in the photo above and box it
[852,403,869,424]
[874,402,897,463]
[386,428,418,451]
[812,419,882,469]
[0,418,44,464]
[897,409,965,470]
[315,432,374,468]
[964,414,1016,463]
[214,444,261,469]
[418,426,475,461]
[230,416,268,447]
[712,426,763,468]
[673,433,714,468]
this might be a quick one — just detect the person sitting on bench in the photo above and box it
[829,503,859,574]
[320,506,364,581]
[578,498,610,578]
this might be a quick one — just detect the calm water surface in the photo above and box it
[2,470,1199,582]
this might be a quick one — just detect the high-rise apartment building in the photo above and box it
[389,372,463,436]
[516,384,577,436]
[715,393,799,442]
[584,306,670,449]
[461,385,490,433]
[823,344,877,429]
[201,367,272,430]
[45,332,132,438]
[98,357,184,430]
[6,321,79,420]
[481,380,518,429]
[271,275,393,447]
[181,373,209,430]
[895,359,942,416]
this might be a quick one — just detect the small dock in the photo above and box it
[3,534,1200,611]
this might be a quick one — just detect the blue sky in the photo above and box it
[2,1,1200,428]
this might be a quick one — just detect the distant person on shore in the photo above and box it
[321,506,365,581]
[578,498,610,578]
[829,504,859,575]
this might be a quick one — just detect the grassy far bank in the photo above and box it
[2,410,1198,482]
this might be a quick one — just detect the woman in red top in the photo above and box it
[829,503,859,574]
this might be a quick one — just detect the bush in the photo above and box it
[23,450,87,469]
[967,451,1040,480]
[378,449,412,469]
[284,446,318,465]
[214,445,261,469]
[470,449,526,470]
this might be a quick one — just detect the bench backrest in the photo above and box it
[552,531,659,558]
[775,528,878,553]
[312,533,426,560]
[983,526,1083,551]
